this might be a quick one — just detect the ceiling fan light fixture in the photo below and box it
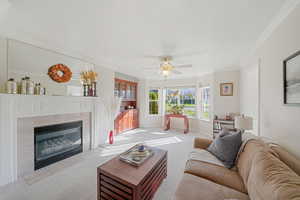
[160,59,173,71]
[162,69,170,77]
[143,56,189,78]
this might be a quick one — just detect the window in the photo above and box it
[199,87,210,120]
[164,87,196,117]
[148,88,160,115]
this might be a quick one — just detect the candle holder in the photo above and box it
[92,81,97,97]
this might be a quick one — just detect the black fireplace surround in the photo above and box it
[34,121,83,170]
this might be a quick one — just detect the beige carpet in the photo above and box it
[0,128,210,200]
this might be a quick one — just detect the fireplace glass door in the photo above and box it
[34,121,83,170]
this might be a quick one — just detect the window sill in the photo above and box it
[199,118,211,122]
[186,117,210,122]
[147,115,210,122]
[186,116,197,120]
[148,114,162,117]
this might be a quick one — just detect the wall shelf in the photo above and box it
[213,119,236,138]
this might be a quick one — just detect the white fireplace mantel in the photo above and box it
[0,94,109,186]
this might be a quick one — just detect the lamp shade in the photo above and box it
[235,116,253,130]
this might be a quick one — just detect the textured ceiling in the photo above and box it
[0,0,288,79]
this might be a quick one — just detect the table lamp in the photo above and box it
[235,115,253,133]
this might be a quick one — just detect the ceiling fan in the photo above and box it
[144,56,192,78]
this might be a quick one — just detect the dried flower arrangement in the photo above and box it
[80,70,98,97]
[80,70,98,84]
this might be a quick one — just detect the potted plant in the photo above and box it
[168,104,184,115]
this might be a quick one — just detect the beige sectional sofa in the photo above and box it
[175,137,300,200]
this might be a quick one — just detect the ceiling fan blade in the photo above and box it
[171,70,182,75]
[174,64,192,68]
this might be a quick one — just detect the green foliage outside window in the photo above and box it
[149,101,159,115]
[149,90,158,100]
[149,89,159,115]
[165,88,196,117]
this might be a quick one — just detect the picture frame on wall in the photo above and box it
[220,83,233,96]
[283,50,300,105]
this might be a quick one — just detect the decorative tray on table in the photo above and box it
[119,144,154,166]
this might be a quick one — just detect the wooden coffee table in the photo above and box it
[97,146,167,200]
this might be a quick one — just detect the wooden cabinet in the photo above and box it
[114,78,137,101]
[114,109,139,134]
[114,78,139,134]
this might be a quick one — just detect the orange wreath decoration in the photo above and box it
[48,64,72,83]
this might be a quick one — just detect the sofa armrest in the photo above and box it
[194,137,213,149]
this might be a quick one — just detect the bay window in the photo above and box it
[147,86,210,119]
[164,87,196,118]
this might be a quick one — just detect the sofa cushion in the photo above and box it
[236,139,269,184]
[185,159,247,194]
[207,130,242,168]
[174,173,250,200]
[188,149,225,167]
[269,144,300,176]
[247,149,300,200]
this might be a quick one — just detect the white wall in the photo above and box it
[240,65,259,135]
[95,66,115,143]
[6,39,93,96]
[240,3,300,157]
[0,38,115,97]
[213,70,240,117]
[0,37,7,93]
[0,0,10,22]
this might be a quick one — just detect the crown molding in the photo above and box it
[254,0,300,50]
[241,0,300,66]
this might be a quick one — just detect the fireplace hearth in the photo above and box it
[34,121,83,170]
